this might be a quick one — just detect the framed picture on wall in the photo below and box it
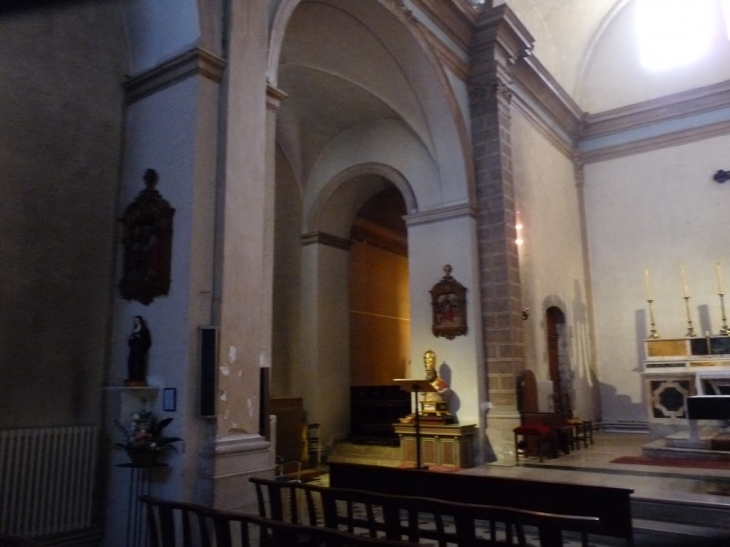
[430,265,467,340]
[118,169,176,305]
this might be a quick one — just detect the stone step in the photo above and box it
[632,496,730,532]
[633,518,730,546]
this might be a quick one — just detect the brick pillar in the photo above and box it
[469,5,533,459]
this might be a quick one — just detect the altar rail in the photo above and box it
[249,476,601,546]
[0,426,97,538]
[328,462,634,545]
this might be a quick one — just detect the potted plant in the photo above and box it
[114,406,182,467]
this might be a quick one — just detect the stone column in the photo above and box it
[299,232,353,442]
[211,0,272,512]
[261,84,287,442]
[468,5,533,459]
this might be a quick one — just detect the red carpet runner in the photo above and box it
[611,455,730,470]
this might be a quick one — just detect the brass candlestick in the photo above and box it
[683,296,696,337]
[647,299,660,339]
[719,293,729,335]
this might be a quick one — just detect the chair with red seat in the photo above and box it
[514,424,555,463]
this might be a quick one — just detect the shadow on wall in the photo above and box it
[571,279,594,386]
[697,304,712,336]
[634,308,648,372]
[439,361,460,421]
[633,308,651,421]
[598,381,646,425]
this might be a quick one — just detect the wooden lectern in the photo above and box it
[393,379,437,470]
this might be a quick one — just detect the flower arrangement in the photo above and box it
[114,406,182,454]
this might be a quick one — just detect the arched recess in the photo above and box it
[269,0,478,449]
[297,165,416,443]
[307,161,417,238]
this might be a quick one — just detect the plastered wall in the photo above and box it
[584,135,730,424]
[0,2,127,428]
[510,111,598,420]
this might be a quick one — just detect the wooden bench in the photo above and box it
[250,476,601,546]
[328,462,634,545]
[140,494,418,547]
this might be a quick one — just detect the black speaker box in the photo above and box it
[199,326,218,417]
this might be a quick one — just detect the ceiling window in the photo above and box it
[636,0,718,71]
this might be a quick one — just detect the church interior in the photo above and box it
[2,0,730,545]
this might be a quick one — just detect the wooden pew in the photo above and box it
[250,476,601,546]
[140,495,418,547]
[328,462,634,546]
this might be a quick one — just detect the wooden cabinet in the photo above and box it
[393,423,476,469]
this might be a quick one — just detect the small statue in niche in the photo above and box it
[125,316,151,386]
[420,350,454,424]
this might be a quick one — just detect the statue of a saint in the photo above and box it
[125,316,151,386]
[420,350,454,423]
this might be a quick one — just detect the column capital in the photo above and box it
[300,231,353,251]
[470,4,533,88]
[266,83,288,112]
[124,47,226,104]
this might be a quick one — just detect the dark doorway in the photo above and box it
[546,306,571,415]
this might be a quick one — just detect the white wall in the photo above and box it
[407,213,485,436]
[104,67,221,546]
[511,111,597,420]
[578,0,730,112]
[584,135,730,424]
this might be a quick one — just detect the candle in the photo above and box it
[680,265,689,298]
[717,262,725,294]
[644,269,654,300]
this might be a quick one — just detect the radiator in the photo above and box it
[0,425,98,538]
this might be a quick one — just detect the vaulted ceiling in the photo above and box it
[275,0,628,183]
[495,0,627,97]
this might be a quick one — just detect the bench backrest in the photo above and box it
[249,476,600,547]
[328,462,634,545]
[140,495,418,547]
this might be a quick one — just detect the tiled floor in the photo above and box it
[460,432,730,546]
[463,432,730,505]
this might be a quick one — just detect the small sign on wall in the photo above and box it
[163,388,177,412]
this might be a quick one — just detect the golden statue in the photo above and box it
[420,350,454,423]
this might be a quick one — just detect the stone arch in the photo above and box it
[267,0,301,87]
[268,0,475,207]
[296,161,416,443]
[574,0,631,101]
[306,161,417,239]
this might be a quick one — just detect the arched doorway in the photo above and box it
[268,0,477,450]
[348,186,411,444]
[546,306,573,415]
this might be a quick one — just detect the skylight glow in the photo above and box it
[636,0,716,71]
